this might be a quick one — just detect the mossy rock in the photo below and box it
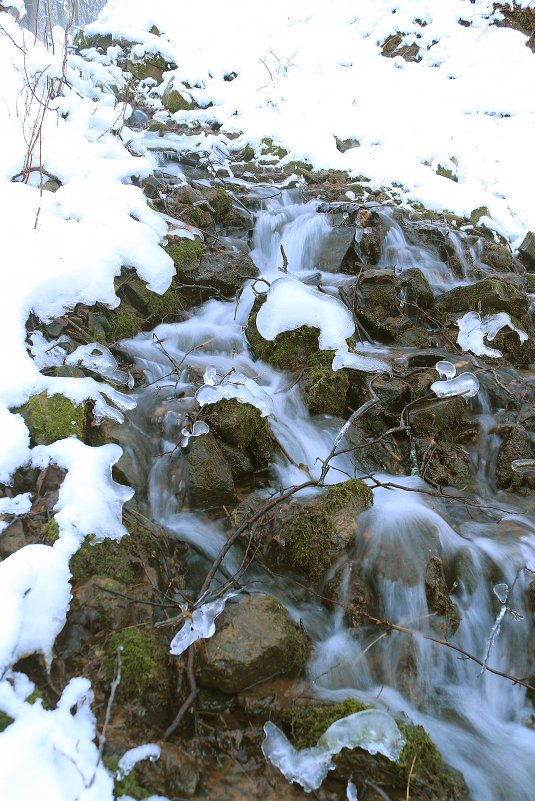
[164,238,203,270]
[246,311,320,369]
[126,53,170,83]
[108,307,142,341]
[284,698,468,799]
[301,366,349,416]
[103,756,150,800]
[434,278,530,319]
[436,164,458,182]
[280,507,337,581]
[162,85,196,113]
[111,272,186,336]
[470,206,490,228]
[106,628,168,701]
[260,137,288,160]
[284,698,372,749]
[186,433,235,508]
[243,144,255,161]
[0,711,14,732]
[202,399,272,466]
[17,391,87,445]
[322,478,374,514]
[69,519,160,583]
[74,31,113,52]
[213,188,233,221]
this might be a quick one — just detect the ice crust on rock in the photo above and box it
[66,343,133,387]
[262,709,405,791]
[457,311,527,358]
[196,372,273,416]
[117,744,161,779]
[435,360,457,380]
[169,591,240,656]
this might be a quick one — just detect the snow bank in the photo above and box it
[86,0,535,245]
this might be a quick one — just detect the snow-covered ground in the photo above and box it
[0,0,534,798]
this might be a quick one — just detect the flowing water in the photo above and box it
[120,187,535,800]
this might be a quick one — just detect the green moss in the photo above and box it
[302,366,348,416]
[436,164,457,182]
[109,308,141,341]
[103,756,150,800]
[42,518,59,545]
[74,31,113,52]
[284,698,372,749]
[106,628,167,701]
[261,137,289,160]
[0,711,14,732]
[243,144,255,161]
[205,398,270,451]
[396,722,443,781]
[213,188,233,221]
[470,206,490,228]
[266,599,308,674]
[322,479,374,513]
[246,312,320,369]
[127,53,169,82]
[147,120,169,133]
[69,519,159,584]
[165,238,202,271]
[525,274,535,292]
[17,392,86,446]
[281,507,336,581]
[162,88,195,113]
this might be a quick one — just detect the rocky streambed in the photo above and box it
[4,30,535,801]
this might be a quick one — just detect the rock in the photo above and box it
[382,33,421,62]
[415,438,472,488]
[355,268,408,341]
[478,241,513,272]
[135,742,201,799]
[406,223,468,277]
[126,52,172,83]
[0,519,26,558]
[410,397,466,440]
[470,206,490,229]
[246,295,321,369]
[316,225,356,272]
[70,576,153,633]
[434,277,530,319]
[301,366,349,416]
[356,209,384,265]
[519,231,535,267]
[335,136,360,153]
[16,391,87,445]
[196,594,307,693]
[170,243,258,305]
[162,80,195,112]
[401,267,434,309]
[187,433,235,508]
[490,324,535,368]
[495,425,535,490]
[202,399,272,468]
[425,556,461,636]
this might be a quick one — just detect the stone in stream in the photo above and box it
[195,594,307,693]
[354,268,410,342]
[170,244,258,306]
[495,425,535,491]
[315,225,356,272]
[186,433,235,508]
[400,266,434,309]
[425,556,461,636]
[409,396,467,440]
[434,277,530,319]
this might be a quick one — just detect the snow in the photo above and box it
[87,0,535,246]
[117,744,161,778]
[262,709,405,791]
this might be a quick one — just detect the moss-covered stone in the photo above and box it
[17,392,86,445]
[127,53,170,83]
[0,711,14,732]
[434,277,530,319]
[108,308,141,341]
[103,756,150,800]
[203,399,271,457]
[301,366,349,416]
[162,84,196,113]
[74,31,113,52]
[246,311,320,369]
[164,238,202,270]
[322,479,374,514]
[436,164,458,182]
[260,137,288,160]
[525,273,535,292]
[106,628,167,701]
[243,144,255,161]
[284,698,372,749]
[470,206,490,228]
[213,188,233,221]
[281,507,336,581]
[69,519,159,583]
[41,518,59,545]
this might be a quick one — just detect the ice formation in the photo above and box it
[435,360,457,380]
[117,744,161,779]
[196,372,273,416]
[431,372,479,401]
[169,591,240,656]
[262,710,405,791]
[457,311,527,358]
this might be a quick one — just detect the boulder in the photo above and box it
[401,267,434,309]
[410,397,466,440]
[518,231,535,267]
[495,425,535,491]
[171,244,258,305]
[187,433,235,507]
[425,556,461,636]
[355,268,409,342]
[434,278,530,319]
[196,594,307,693]
[315,225,356,272]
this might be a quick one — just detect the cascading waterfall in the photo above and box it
[121,187,535,801]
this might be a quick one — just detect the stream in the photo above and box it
[116,180,535,801]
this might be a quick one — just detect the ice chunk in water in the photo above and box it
[169,590,240,656]
[66,343,133,387]
[512,459,535,473]
[203,365,218,386]
[180,420,210,448]
[332,346,391,375]
[457,311,527,358]
[431,372,479,401]
[494,583,509,605]
[435,360,456,380]
[262,710,405,792]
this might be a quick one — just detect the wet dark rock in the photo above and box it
[415,438,472,488]
[187,433,235,508]
[410,397,467,440]
[407,224,468,277]
[324,559,375,629]
[196,594,307,693]
[401,266,434,309]
[425,556,461,635]
[315,225,356,272]
[355,268,408,341]
[518,230,535,267]
[335,136,360,153]
[490,324,535,368]
[301,366,349,416]
[135,742,201,799]
[202,398,272,468]
[434,277,530,319]
[356,208,384,265]
[218,441,253,478]
[478,241,513,272]
[168,240,257,305]
[246,294,322,369]
[495,425,535,491]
